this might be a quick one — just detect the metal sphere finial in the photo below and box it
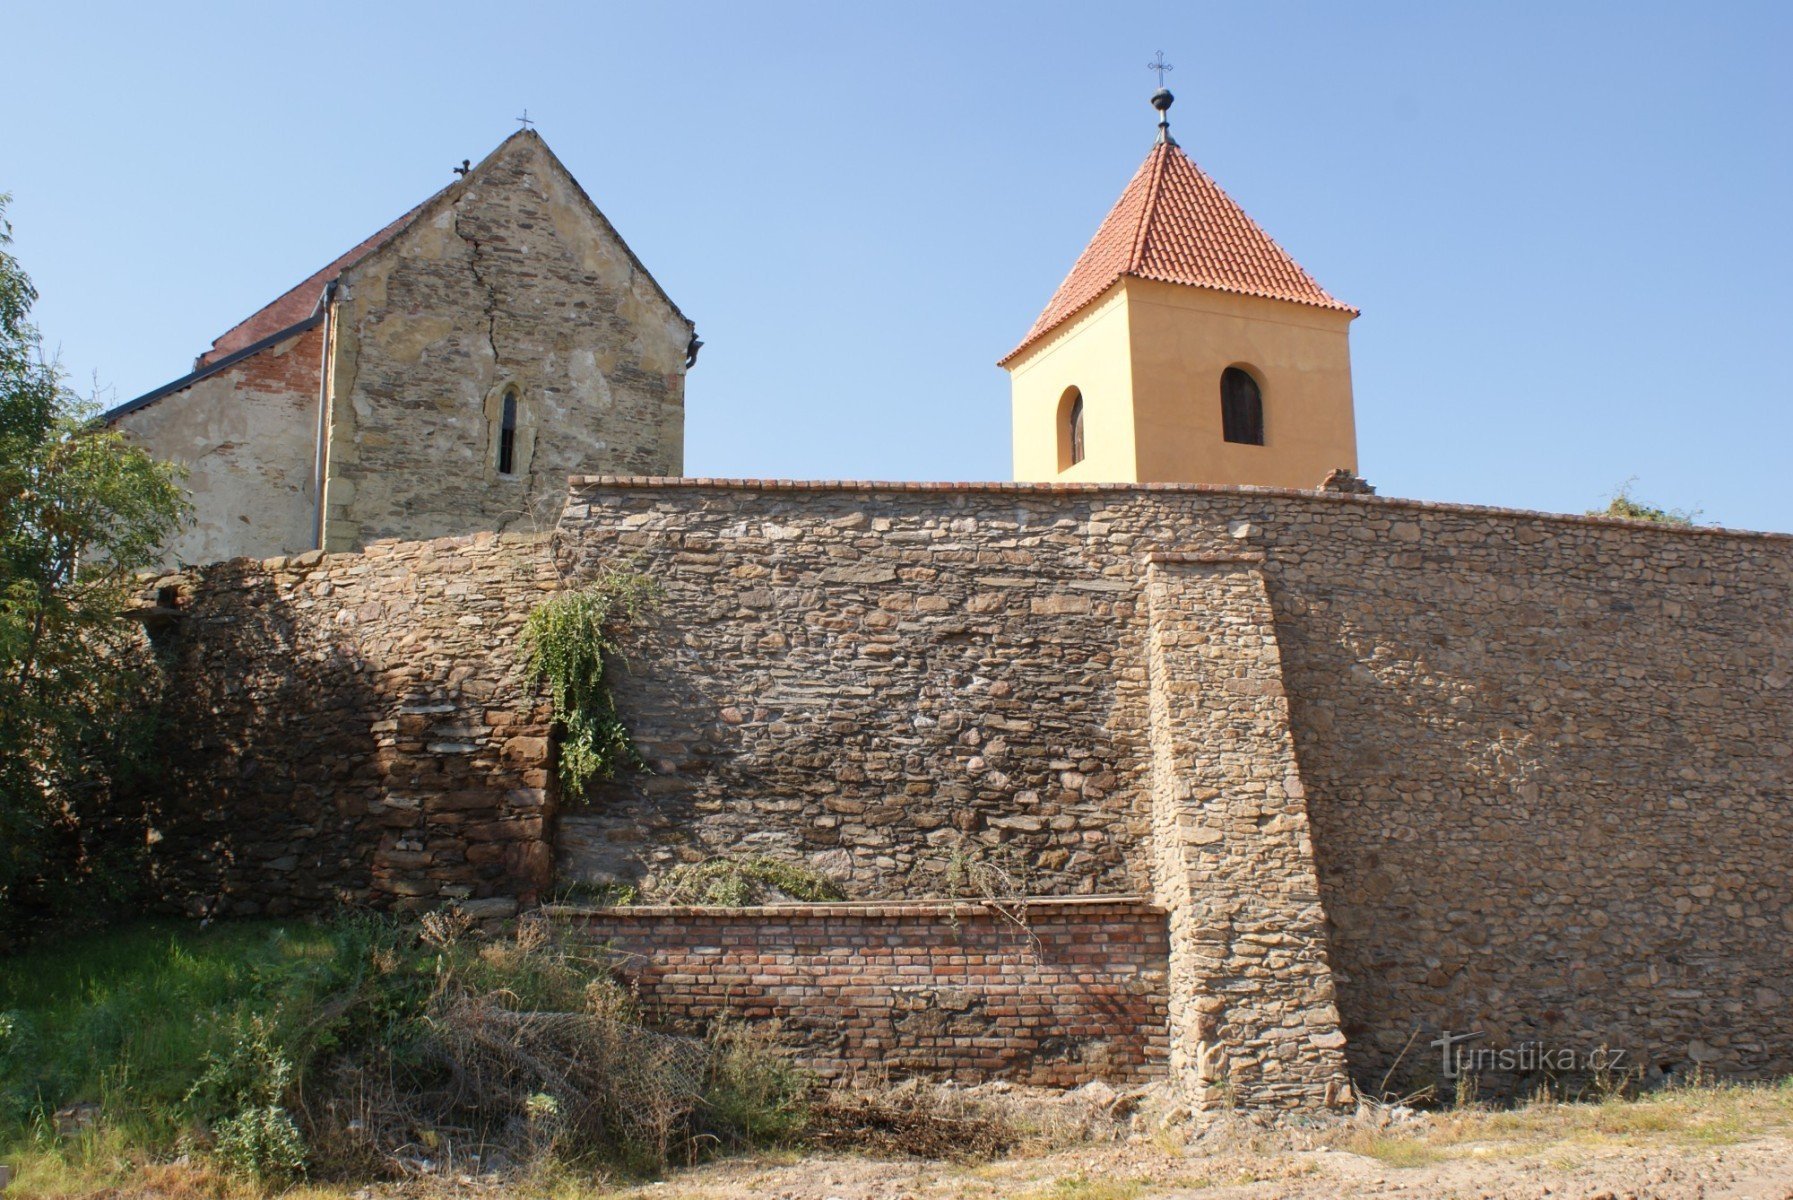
[1145,53,1177,145]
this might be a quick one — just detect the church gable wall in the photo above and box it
[112,323,324,564]
[321,133,689,551]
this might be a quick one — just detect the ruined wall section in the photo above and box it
[321,131,690,551]
[143,532,557,917]
[111,324,323,565]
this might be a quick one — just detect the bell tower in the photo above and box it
[1001,87,1359,487]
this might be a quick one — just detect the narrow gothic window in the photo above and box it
[498,387,519,475]
[1221,367,1264,446]
[1058,386,1085,470]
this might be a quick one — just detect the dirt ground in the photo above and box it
[603,1133,1793,1200]
[593,1085,1793,1200]
[15,1083,1793,1200]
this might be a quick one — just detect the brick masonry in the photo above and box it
[139,477,1793,1105]
[554,897,1170,1086]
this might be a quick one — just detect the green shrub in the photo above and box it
[520,567,662,801]
[0,914,817,1185]
[1590,480,1700,526]
[212,1104,307,1182]
[701,1019,811,1147]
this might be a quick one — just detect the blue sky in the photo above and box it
[5,2,1789,529]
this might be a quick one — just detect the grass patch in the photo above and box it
[0,919,389,1151]
[1020,1174,1147,1200]
[0,913,811,1191]
[1339,1132,1447,1167]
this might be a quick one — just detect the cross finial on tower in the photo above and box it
[1146,53,1177,146]
[516,109,535,131]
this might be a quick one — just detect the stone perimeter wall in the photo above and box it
[556,479,1793,1096]
[143,532,558,917]
[556,897,1170,1087]
[142,477,1793,1105]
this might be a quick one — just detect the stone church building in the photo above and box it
[115,93,1365,565]
[106,130,695,565]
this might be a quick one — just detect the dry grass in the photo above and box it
[1336,1076,1793,1167]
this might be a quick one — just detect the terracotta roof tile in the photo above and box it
[1001,141,1354,364]
[195,203,427,369]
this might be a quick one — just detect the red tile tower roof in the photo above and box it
[1000,140,1355,365]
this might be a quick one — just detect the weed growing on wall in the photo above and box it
[520,566,661,801]
[1589,479,1701,526]
[654,856,847,906]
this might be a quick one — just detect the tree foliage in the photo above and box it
[0,194,189,943]
[519,568,661,802]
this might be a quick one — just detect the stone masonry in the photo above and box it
[108,131,692,565]
[321,132,691,551]
[1145,554,1351,1110]
[139,477,1793,1106]
[143,533,558,916]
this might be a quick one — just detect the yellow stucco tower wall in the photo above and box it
[1126,279,1356,486]
[1008,287,1137,482]
[1008,278,1356,486]
[1003,97,1360,488]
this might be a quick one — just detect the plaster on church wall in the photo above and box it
[320,132,690,551]
[1006,281,1357,488]
[1008,287,1139,482]
[112,324,323,564]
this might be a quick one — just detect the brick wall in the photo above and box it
[555,897,1170,1086]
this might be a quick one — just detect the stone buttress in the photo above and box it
[1145,552,1353,1110]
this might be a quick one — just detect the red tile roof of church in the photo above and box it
[1000,140,1355,365]
[194,204,427,368]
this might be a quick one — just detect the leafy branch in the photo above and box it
[519,567,661,802]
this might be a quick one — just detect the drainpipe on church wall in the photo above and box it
[311,280,338,551]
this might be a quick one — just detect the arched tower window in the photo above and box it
[498,387,519,475]
[1221,367,1264,446]
[1058,386,1085,470]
